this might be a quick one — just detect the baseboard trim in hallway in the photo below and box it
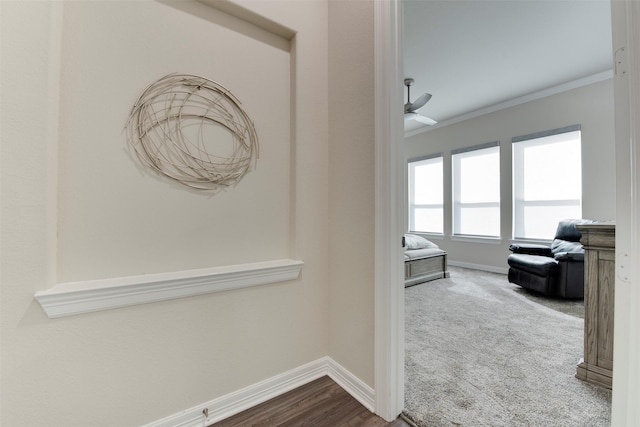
[208,375,410,426]
[144,357,375,427]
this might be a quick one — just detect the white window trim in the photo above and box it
[451,235,502,244]
[451,141,501,238]
[512,124,582,240]
[408,153,444,234]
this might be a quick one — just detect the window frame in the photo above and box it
[451,141,501,239]
[407,153,444,235]
[512,125,582,241]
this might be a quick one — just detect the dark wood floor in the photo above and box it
[209,376,414,427]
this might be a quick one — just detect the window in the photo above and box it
[452,142,500,238]
[408,154,443,234]
[512,125,582,240]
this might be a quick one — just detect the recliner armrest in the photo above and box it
[509,243,553,256]
[554,252,584,262]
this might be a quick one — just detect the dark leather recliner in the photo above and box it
[507,219,594,298]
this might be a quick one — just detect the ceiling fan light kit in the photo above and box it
[404,77,437,127]
[404,112,437,126]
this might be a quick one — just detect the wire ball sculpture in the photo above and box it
[125,73,259,190]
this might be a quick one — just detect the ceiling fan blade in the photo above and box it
[404,112,437,126]
[406,93,432,113]
[414,114,437,125]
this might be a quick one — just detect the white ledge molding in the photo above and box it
[35,259,304,318]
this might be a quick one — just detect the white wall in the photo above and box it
[611,0,640,423]
[404,79,616,271]
[328,0,376,386]
[1,1,344,425]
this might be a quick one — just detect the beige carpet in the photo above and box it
[403,266,611,426]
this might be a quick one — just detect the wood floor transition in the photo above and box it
[208,376,413,426]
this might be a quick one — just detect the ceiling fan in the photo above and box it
[404,78,437,126]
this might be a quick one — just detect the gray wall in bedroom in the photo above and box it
[404,79,615,272]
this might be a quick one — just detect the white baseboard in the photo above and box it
[326,358,375,412]
[144,357,374,427]
[448,260,508,275]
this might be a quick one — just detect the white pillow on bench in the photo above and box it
[404,233,439,250]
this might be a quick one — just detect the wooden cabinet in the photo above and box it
[575,223,615,389]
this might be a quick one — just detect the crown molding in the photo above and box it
[405,70,614,138]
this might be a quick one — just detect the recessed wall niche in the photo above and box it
[56,0,292,283]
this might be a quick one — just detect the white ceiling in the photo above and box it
[403,0,613,133]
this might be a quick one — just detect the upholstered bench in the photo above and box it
[404,234,449,287]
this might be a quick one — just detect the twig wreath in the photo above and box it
[125,73,258,190]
